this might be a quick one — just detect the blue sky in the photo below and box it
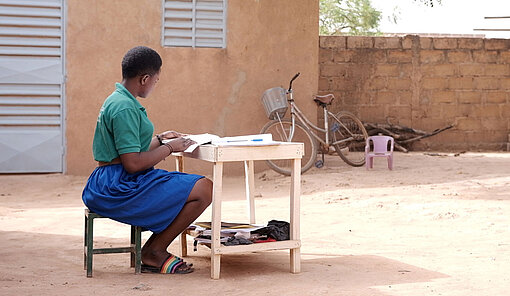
[371,0,510,38]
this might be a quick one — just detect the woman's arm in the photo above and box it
[148,136,161,151]
[120,145,170,174]
[119,137,194,174]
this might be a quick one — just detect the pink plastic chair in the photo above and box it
[365,136,394,170]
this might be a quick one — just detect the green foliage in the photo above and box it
[319,0,382,36]
[414,0,442,7]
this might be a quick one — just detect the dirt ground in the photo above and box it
[0,152,509,296]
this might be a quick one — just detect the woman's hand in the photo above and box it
[164,137,196,153]
[159,130,186,140]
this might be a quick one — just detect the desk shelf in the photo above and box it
[214,240,301,254]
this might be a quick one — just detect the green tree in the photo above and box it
[319,0,443,36]
[319,0,382,35]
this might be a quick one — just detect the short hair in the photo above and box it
[121,46,162,79]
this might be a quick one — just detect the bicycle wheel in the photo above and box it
[330,111,368,167]
[260,119,318,176]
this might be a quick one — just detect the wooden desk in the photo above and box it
[175,142,303,279]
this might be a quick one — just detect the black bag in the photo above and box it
[253,220,290,241]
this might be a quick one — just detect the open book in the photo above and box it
[163,133,279,153]
[162,133,220,153]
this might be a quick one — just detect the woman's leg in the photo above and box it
[142,177,212,268]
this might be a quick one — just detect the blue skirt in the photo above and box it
[82,164,204,233]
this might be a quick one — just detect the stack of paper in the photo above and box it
[191,222,264,245]
[192,221,264,234]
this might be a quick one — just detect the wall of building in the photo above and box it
[319,35,510,151]
[66,0,319,175]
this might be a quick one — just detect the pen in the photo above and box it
[226,139,263,142]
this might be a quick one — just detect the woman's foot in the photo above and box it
[141,253,193,274]
[141,249,193,274]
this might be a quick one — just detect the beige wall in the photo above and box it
[319,35,510,151]
[66,0,319,175]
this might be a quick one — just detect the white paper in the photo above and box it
[212,134,280,147]
[194,236,229,244]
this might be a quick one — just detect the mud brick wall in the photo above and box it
[319,35,510,151]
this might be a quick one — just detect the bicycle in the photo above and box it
[260,73,368,176]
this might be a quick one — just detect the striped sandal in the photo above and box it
[141,254,194,274]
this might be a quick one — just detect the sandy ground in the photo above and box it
[0,152,509,296]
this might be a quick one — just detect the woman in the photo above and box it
[82,46,212,274]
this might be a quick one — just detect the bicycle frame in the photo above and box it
[276,89,358,149]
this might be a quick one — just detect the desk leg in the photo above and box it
[175,155,184,172]
[244,160,256,224]
[211,162,223,279]
[175,155,188,257]
[290,158,301,273]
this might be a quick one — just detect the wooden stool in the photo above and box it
[84,209,142,277]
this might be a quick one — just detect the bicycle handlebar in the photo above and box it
[288,72,300,91]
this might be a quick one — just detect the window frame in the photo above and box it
[161,0,228,48]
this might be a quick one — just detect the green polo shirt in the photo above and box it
[92,83,154,162]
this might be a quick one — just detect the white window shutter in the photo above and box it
[163,0,227,48]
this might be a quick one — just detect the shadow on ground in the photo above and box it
[0,231,446,296]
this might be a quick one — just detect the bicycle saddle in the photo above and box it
[313,94,335,105]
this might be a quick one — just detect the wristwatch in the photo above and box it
[156,134,164,145]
